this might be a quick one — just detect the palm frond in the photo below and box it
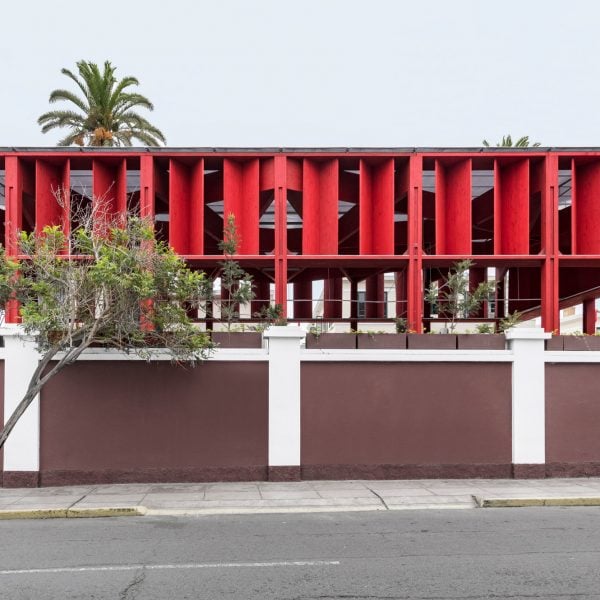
[48,89,89,112]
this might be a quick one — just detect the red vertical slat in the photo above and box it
[116,159,127,214]
[169,159,190,254]
[302,158,338,254]
[189,159,204,255]
[498,159,529,254]
[574,160,600,254]
[223,158,260,255]
[92,159,117,216]
[445,159,471,255]
[360,158,394,255]
[434,159,446,254]
[35,159,63,232]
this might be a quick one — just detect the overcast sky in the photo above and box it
[0,0,598,148]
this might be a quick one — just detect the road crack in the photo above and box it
[119,569,146,600]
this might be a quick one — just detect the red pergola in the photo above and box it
[1,147,599,332]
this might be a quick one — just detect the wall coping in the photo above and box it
[505,328,552,340]
[263,325,307,340]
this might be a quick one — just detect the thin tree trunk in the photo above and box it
[0,337,93,450]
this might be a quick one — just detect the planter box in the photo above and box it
[211,331,263,349]
[305,333,357,349]
[407,334,457,350]
[457,334,505,350]
[563,336,600,351]
[545,335,565,351]
[356,333,407,349]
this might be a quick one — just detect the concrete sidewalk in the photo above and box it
[2,478,600,519]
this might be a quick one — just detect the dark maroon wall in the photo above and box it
[0,361,4,485]
[40,361,268,485]
[546,364,600,475]
[301,362,512,479]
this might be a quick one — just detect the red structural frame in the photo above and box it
[1,148,599,333]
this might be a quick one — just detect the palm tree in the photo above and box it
[482,135,540,148]
[38,60,166,147]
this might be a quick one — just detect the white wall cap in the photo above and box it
[505,327,551,340]
[0,324,26,337]
[263,325,307,340]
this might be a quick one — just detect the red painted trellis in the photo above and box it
[1,147,599,333]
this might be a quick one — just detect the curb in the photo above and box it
[475,496,600,508]
[0,507,145,520]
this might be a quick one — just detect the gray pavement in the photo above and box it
[3,477,600,518]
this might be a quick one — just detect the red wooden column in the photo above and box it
[541,154,559,332]
[4,157,22,322]
[273,156,287,312]
[293,280,312,319]
[435,159,471,254]
[252,277,271,316]
[583,299,597,334]
[407,154,423,332]
[359,158,394,254]
[395,269,407,319]
[223,158,260,255]
[140,155,154,221]
[365,273,385,318]
[35,159,70,237]
[495,158,530,254]
[349,279,358,331]
[324,277,342,319]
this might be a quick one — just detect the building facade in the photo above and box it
[1,147,599,333]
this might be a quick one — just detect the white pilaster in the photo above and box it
[263,325,306,467]
[1,326,41,472]
[506,328,550,465]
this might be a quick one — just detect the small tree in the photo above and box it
[425,259,496,333]
[217,214,254,331]
[0,200,213,450]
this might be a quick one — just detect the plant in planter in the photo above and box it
[425,259,496,333]
[211,215,260,348]
[305,325,357,349]
[419,260,501,350]
[216,214,255,332]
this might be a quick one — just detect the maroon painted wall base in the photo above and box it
[302,463,513,480]
[268,466,301,482]
[512,464,547,479]
[3,471,40,488]
[39,466,268,487]
[546,462,600,477]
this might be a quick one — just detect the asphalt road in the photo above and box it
[1,508,600,599]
